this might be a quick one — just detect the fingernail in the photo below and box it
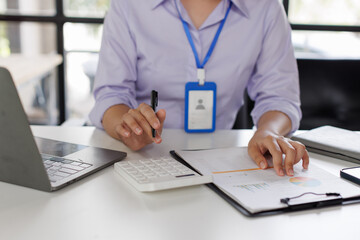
[279,169,284,176]
[154,136,162,144]
[153,122,160,129]
[135,128,142,134]
[123,131,130,137]
[288,169,294,176]
[260,161,266,169]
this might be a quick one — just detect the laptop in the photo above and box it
[0,67,127,192]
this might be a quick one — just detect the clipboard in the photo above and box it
[170,150,360,217]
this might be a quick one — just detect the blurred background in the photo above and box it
[0,0,359,129]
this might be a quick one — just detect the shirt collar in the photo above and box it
[151,0,166,9]
[151,0,249,18]
[230,0,249,18]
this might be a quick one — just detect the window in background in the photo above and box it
[288,0,360,59]
[289,0,360,25]
[0,0,55,16]
[0,21,59,124]
[292,31,360,59]
[63,0,110,17]
[61,0,110,122]
[64,23,103,119]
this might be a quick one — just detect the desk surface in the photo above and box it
[1,126,359,240]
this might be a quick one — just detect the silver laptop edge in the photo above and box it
[0,67,126,192]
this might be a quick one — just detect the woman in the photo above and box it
[89,0,309,176]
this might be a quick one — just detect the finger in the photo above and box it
[277,138,296,176]
[248,144,268,169]
[265,139,284,176]
[138,103,161,130]
[122,111,144,136]
[156,109,166,136]
[115,124,131,138]
[153,109,166,144]
[127,108,155,139]
[153,131,163,144]
[302,149,310,169]
[289,141,307,165]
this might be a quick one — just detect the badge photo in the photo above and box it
[184,82,216,133]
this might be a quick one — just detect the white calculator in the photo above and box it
[114,155,212,192]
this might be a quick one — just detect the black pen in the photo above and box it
[151,90,158,138]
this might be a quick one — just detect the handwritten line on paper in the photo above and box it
[212,167,274,174]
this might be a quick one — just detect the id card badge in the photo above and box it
[185,82,216,133]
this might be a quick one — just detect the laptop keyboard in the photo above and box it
[42,154,92,183]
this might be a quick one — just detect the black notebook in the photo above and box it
[292,126,360,163]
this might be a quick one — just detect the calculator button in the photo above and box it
[151,160,162,164]
[150,167,162,171]
[132,172,144,177]
[121,165,134,170]
[140,160,152,164]
[124,167,136,172]
[118,162,130,166]
[129,161,142,167]
[144,172,157,177]
[136,166,148,171]
[158,172,170,177]
[135,176,147,181]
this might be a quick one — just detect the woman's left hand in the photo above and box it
[248,129,309,176]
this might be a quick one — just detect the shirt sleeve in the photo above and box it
[89,0,138,129]
[247,0,302,134]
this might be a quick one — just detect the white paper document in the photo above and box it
[177,147,360,213]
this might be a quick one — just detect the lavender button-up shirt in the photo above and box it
[89,0,301,132]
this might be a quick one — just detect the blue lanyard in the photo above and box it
[175,0,232,69]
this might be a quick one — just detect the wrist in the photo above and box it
[255,127,281,137]
[102,104,130,140]
[256,111,292,137]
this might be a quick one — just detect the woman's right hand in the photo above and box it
[102,104,166,151]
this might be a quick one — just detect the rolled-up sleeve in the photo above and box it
[247,1,301,134]
[89,0,138,129]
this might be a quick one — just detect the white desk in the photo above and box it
[1,126,359,240]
